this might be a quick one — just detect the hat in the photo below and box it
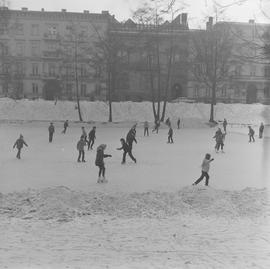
[97,144,106,150]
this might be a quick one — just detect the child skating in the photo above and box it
[177,118,181,129]
[192,153,214,186]
[259,122,264,138]
[48,122,55,142]
[88,126,96,150]
[144,121,149,136]
[13,134,28,159]
[95,144,112,183]
[62,120,69,134]
[117,138,136,164]
[77,135,87,162]
[81,126,87,141]
[248,126,255,142]
[167,126,173,143]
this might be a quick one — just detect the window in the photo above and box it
[48,63,56,76]
[250,65,256,76]
[264,66,270,78]
[31,24,39,36]
[15,23,24,35]
[66,84,73,96]
[65,64,73,76]
[80,65,87,77]
[264,85,270,98]
[194,86,199,97]
[221,85,227,97]
[16,41,25,56]
[15,62,24,74]
[31,41,40,56]
[235,65,242,76]
[48,26,58,35]
[234,86,240,97]
[81,84,86,96]
[206,88,211,97]
[32,83,38,94]
[32,63,39,75]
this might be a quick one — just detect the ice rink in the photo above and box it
[1,122,269,193]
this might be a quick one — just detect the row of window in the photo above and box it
[234,65,270,77]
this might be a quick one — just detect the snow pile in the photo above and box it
[0,98,268,125]
[0,186,269,222]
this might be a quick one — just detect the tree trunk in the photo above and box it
[75,40,83,122]
[209,82,216,122]
[108,65,112,122]
[148,55,157,120]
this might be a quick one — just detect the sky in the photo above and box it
[6,0,270,28]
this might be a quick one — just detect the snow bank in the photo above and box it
[0,98,268,125]
[0,186,269,222]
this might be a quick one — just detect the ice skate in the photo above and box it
[101,177,108,183]
[97,176,102,183]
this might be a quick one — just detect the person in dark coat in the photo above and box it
[77,135,87,162]
[165,117,171,127]
[13,134,28,159]
[95,144,112,183]
[223,118,228,133]
[144,121,149,136]
[167,126,173,143]
[213,128,223,152]
[62,120,69,134]
[88,126,96,150]
[117,138,136,164]
[48,122,55,142]
[259,122,264,139]
[126,127,137,150]
[248,126,255,142]
[152,119,160,133]
[192,153,214,186]
[177,118,181,129]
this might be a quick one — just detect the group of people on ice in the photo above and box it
[12,116,266,186]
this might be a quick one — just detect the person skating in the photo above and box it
[77,135,87,162]
[126,127,137,151]
[88,126,96,150]
[144,121,149,136]
[152,119,160,133]
[48,122,55,142]
[81,126,87,141]
[13,134,28,159]
[213,128,223,152]
[177,118,181,129]
[62,120,69,134]
[167,126,173,143]
[192,153,214,186]
[223,118,228,133]
[248,126,255,142]
[259,122,264,139]
[95,144,112,183]
[165,117,171,127]
[117,138,136,164]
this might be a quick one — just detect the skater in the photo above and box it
[13,134,28,159]
[95,144,112,183]
[192,153,214,186]
[152,119,160,133]
[88,126,96,150]
[213,128,223,152]
[144,121,149,136]
[177,118,181,129]
[167,125,173,143]
[117,138,136,164]
[126,127,137,151]
[81,126,87,141]
[259,122,264,139]
[62,120,69,134]
[77,135,87,162]
[248,126,255,142]
[223,118,228,133]
[165,117,171,127]
[48,122,55,142]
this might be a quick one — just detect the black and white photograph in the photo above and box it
[0,0,270,268]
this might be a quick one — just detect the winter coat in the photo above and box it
[213,130,222,142]
[13,138,28,149]
[201,158,212,173]
[118,141,130,153]
[168,128,173,136]
[95,148,111,166]
[77,139,86,151]
[48,125,55,133]
[249,128,255,135]
[144,121,149,128]
[64,121,68,128]
[259,125,264,133]
[126,129,137,144]
[88,129,96,140]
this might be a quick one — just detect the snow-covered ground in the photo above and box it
[0,99,269,268]
[0,123,269,268]
[1,98,269,126]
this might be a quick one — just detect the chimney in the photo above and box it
[181,13,188,25]
[84,10,89,14]
[61,9,66,12]
[41,8,44,12]
[206,17,213,30]
[21,7,28,11]
[249,19,255,24]
[102,10,109,15]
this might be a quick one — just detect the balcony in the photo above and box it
[43,33,61,41]
[43,50,60,58]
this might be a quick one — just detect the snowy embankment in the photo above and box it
[1,186,269,222]
[0,98,269,126]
